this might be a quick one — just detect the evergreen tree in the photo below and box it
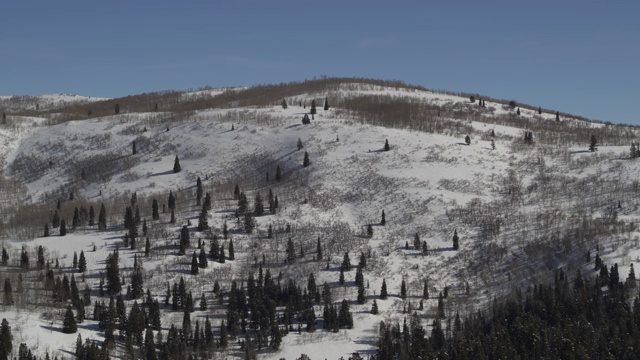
[115,103,120,115]
[538,106,542,115]
[150,199,159,221]
[0,319,11,360]
[556,111,560,121]
[98,203,107,230]
[302,113,310,125]
[105,251,121,294]
[453,230,459,250]
[281,98,288,109]
[3,279,13,306]
[198,248,208,269]
[303,151,310,167]
[316,237,323,260]
[423,280,429,299]
[341,252,352,272]
[371,299,378,314]
[43,223,49,237]
[254,193,264,215]
[338,300,353,329]
[517,107,521,115]
[198,203,209,231]
[631,143,637,159]
[297,138,303,150]
[228,239,235,260]
[324,96,329,111]
[400,279,407,300]
[357,281,366,304]
[78,251,86,273]
[219,246,225,263]
[233,183,240,199]
[275,165,282,181]
[465,135,471,145]
[63,306,77,333]
[244,214,255,234]
[380,210,386,225]
[173,155,181,173]
[367,224,373,238]
[190,252,199,275]
[286,238,296,264]
[219,320,228,348]
[589,135,598,152]
[380,279,388,299]
[145,237,151,257]
[238,192,248,214]
[209,236,219,260]
[60,219,67,236]
[384,139,390,151]
[132,140,137,155]
[196,176,203,206]
[413,233,421,250]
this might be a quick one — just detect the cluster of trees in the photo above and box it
[373,260,640,359]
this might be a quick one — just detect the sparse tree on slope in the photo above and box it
[173,155,181,173]
[589,135,598,152]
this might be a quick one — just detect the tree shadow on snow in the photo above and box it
[285,123,302,129]
[457,142,470,146]
[150,170,175,177]
[569,150,591,154]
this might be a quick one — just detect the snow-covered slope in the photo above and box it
[0,82,638,359]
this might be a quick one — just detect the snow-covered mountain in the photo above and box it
[0,78,638,359]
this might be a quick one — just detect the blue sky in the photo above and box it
[2,1,639,124]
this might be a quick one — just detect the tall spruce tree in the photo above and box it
[173,155,181,173]
[98,203,107,230]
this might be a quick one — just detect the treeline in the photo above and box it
[373,262,640,359]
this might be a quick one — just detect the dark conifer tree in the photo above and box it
[196,176,203,206]
[198,203,209,231]
[244,214,255,234]
[400,279,407,300]
[303,152,310,167]
[281,98,288,109]
[297,138,303,150]
[316,237,323,260]
[198,248,208,269]
[452,230,459,250]
[341,252,351,272]
[233,183,240,200]
[254,193,264,215]
[190,252,199,275]
[324,96,329,111]
[219,246,225,263]
[367,224,373,238]
[145,237,151,257]
[63,306,77,333]
[465,135,471,145]
[286,238,296,264]
[98,203,107,230]
[132,140,137,155]
[114,103,120,115]
[380,210,386,225]
[228,239,235,260]
[78,251,87,273]
[173,155,181,173]
[371,299,378,314]
[380,279,388,299]
[384,139,390,151]
[423,280,429,299]
[413,233,421,250]
[589,135,598,152]
[357,281,366,304]
[105,251,121,294]
[3,279,13,306]
[275,165,282,181]
[60,219,67,236]
[44,224,50,237]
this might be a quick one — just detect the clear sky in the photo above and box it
[2,1,639,124]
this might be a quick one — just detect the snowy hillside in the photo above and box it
[0,79,639,359]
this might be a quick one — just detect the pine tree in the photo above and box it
[371,299,378,314]
[44,224,49,237]
[400,279,407,300]
[228,239,235,260]
[380,279,388,299]
[63,306,78,333]
[302,113,310,125]
[238,192,248,214]
[339,268,345,285]
[198,203,209,231]
[78,251,86,273]
[589,135,598,152]
[286,238,296,264]
[324,96,329,111]
[275,165,282,181]
[316,237,323,260]
[98,203,107,230]
[105,251,121,294]
[196,176,203,206]
[173,155,181,173]
[380,210,386,225]
[60,219,67,236]
[367,224,373,238]
[297,138,303,150]
[357,281,366,304]
[281,99,288,109]
[538,106,542,115]
[556,111,560,121]
[233,183,240,199]
[3,279,13,306]
[341,252,351,272]
[413,233,421,250]
[384,139,390,151]
[517,107,521,115]
[338,299,353,329]
[190,252,199,275]
[303,151,310,167]
[219,246,225,263]
[132,140,137,155]
[630,143,637,159]
[254,193,264,215]
[453,230,459,250]
[465,135,471,145]
[244,214,255,234]
[219,320,228,348]
[199,248,208,269]
[423,280,429,299]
